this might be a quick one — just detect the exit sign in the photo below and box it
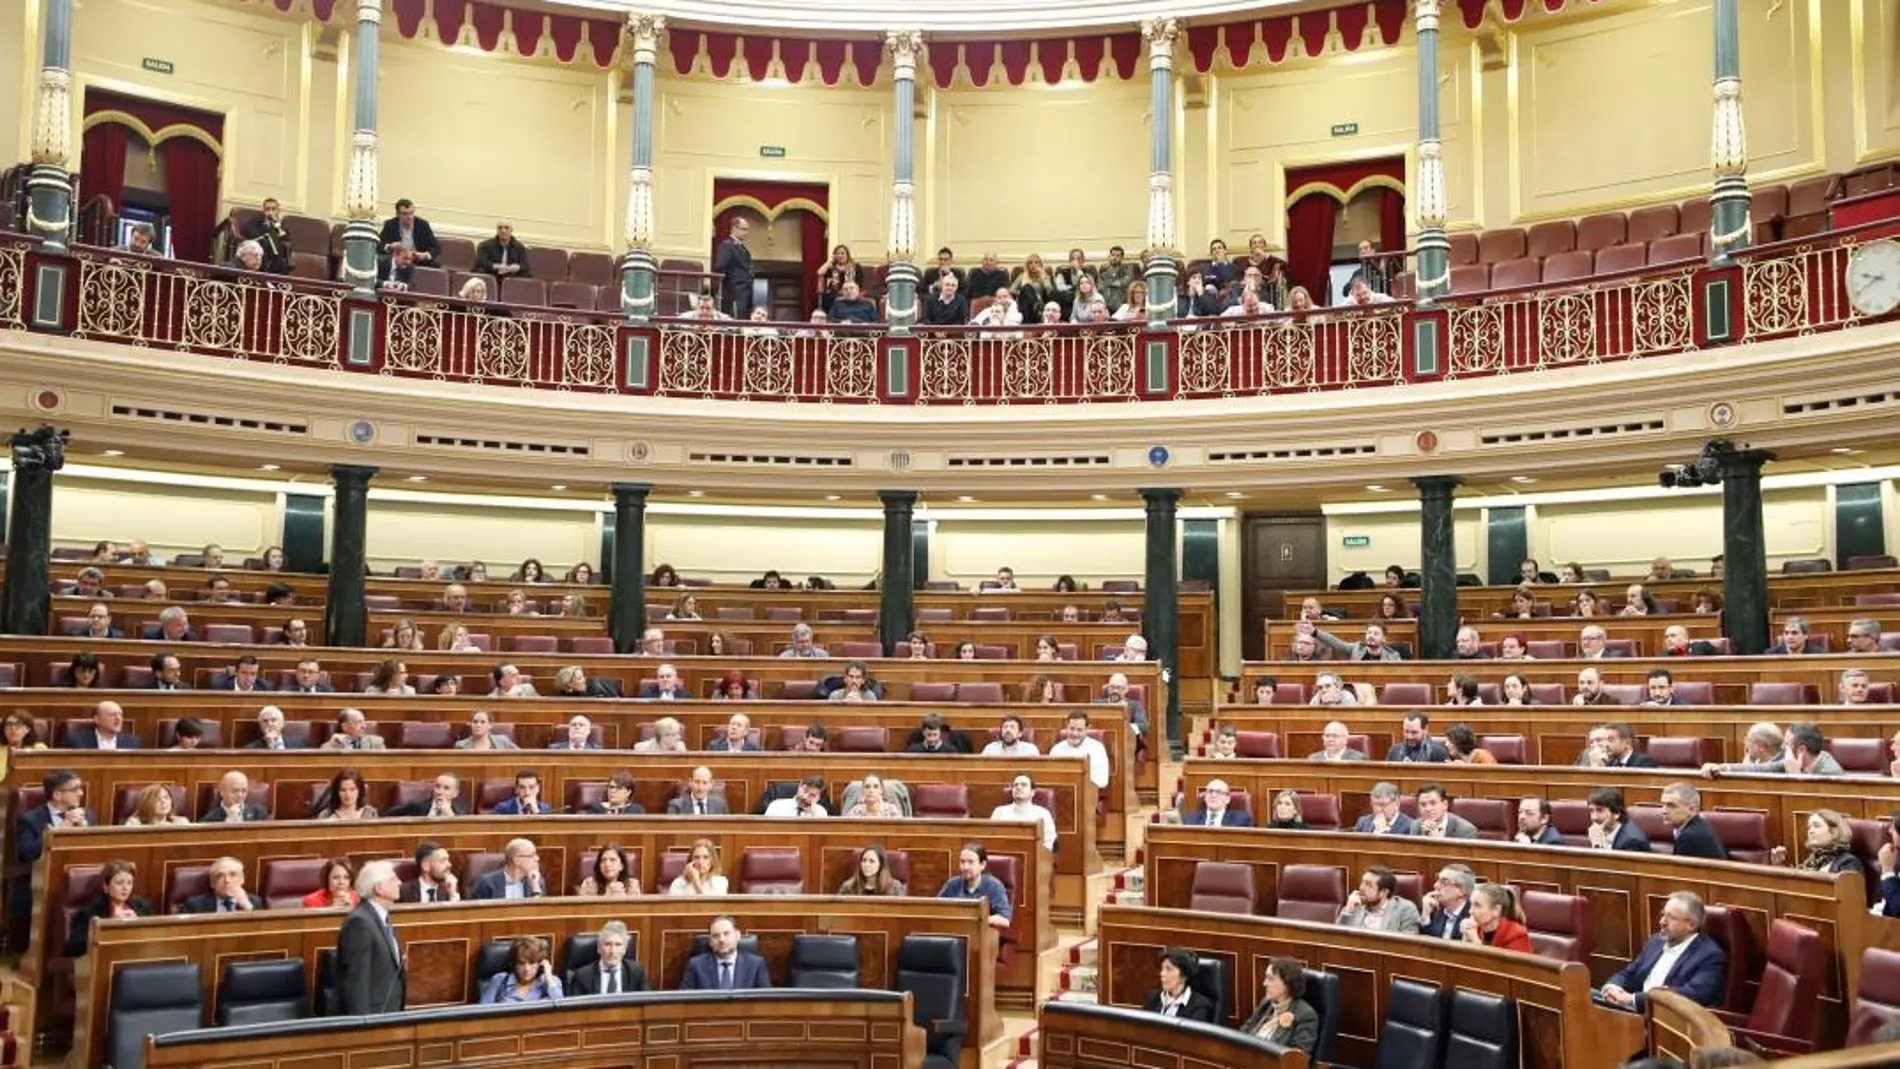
[1342,535,1371,548]
[141,57,175,74]
[758,145,787,158]
[1330,122,1358,137]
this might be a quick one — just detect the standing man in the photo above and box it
[336,860,405,1014]
[715,216,755,319]
[378,198,440,265]
[242,198,294,274]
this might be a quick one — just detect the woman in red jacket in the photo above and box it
[1461,883,1533,952]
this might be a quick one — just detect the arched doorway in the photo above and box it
[80,88,224,260]
[710,179,830,319]
[1284,156,1405,305]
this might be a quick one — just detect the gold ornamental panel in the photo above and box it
[384,303,443,373]
[1261,320,1316,390]
[742,334,794,396]
[1345,313,1402,383]
[1178,328,1231,394]
[0,244,24,330]
[921,338,972,401]
[1001,338,1053,401]
[659,328,712,393]
[1743,255,1807,337]
[826,336,877,398]
[181,276,247,353]
[76,258,150,341]
[562,324,616,387]
[1630,275,1693,355]
[280,294,341,365]
[1448,305,1505,375]
[1535,291,1597,367]
[474,317,530,382]
[1082,333,1136,398]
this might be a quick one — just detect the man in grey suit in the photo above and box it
[1336,866,1421,934]
[320,709,386,751]
[1307,721,1368,761]
[1411,783,1479,839]
[336,860,405,1014]
[666,766,730,816]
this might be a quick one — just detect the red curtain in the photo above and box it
[797,211,827,314]
[1378,187,1407,256]
[160,139,221,263]
[79,123,128,216]
[1285,195,1341,307]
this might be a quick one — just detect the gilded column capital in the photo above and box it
[1710,77,1748,178]
[1415,0,1440,33]
[355,0,381,25]
[626,13,665,65]
[1142,17,1180,69]
[30,67,72,168]
[886,29,924,81]
[1414,139,1447,230]
[344,129,380,221]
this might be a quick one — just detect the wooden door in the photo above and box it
[1242,513,1326,661]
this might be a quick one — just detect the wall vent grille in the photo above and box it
[1784,390,1900,416]
[1480,419,1665,446]
[109,404,307,436]
[688,452,853,468]
[415,433,590,457]
[1210,444,1376,462]
[946,454,1111,469]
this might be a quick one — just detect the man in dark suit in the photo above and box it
[706,712,762,752]
[921,273,969,326]
[713,217,755,318]
[569,920,647,996]
[287,659,336,694]
[1350,782,1416,834]
[680,916,771,990]
[1661,783,1729,860]
[547,715,598,751]
[470,838,546,900]
[490,770,553,815]
[1417,865,1476,940]
[179,856,265,913]
[199,771,271,823]
[638,664,692,701]
[1599,892,1728,1010]
[378,198,440,265]
[68,700,141,749]
[667,766,730,816]
[1662,625,1722,657]
[148,653,190,691]
[1515,797,1566,845]
[379,245,418,289]
[1183,780,1253,827]
[241,197,294,274]
[15,770,93,866]
[218,655,274,693]
[1141,948,1218,1023]
[336,860,405,1014]
[1575,722,1658,768]
[1586,787,1653,852]
[1579,625,1630,659]
[1765,618,1819,655]
[397,842,460,904]
[473,221,531,280]
[1384,713,1448,763]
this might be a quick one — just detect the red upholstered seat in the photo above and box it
[1549,798,1593,846]
[835,726,887,753]
[1273,683,1307,704]
[1447,232,1479,266]
[1848,555,1899,571]
[1704,809,1773,864]
[1628,204,1681,243]
[396,722,453,749]
[510,635,557,653]
[1753,183,1790,225]
[1593,242,1648,274]
[1716,919,1825,1055]
[1649,233,1704,263]
[956,682,1004,703]
[1750,681,1810,705]
[1481,735,1526,764]
[910,783,971,819]
[1541,250,1593,283]
[570,636,614,654]
[1449,265,1491,294]
[436,237,476,272]
[411,266,450,295]
[715,606,756,621]
[260,858,330,909]
[1848,947,1900,1046]
[1644,736,1708,768]
[164,863,212,913]
[738,847,805,894]
[1490,257,1541,289]
[1576,213,1628,252]
[203,623,255,644]
[1275,865,1346,924]
[57,862,108,956]
[1673,681,1714,705]
[568,251,615,286]
[1521,890,1592,965]
[1478,228,1528,263]
[916,608,953,623]
[1678,196,1713,235]
[1831,738,1886,774]
[1782,176,1833,238]
[1378,682,1432,706]
[987,853,1024,968]
[1626,804,1674,853]
[1189,861,1256,915]
[475,778,518,813]
[1526,220,1576,258]
[548,281,595,309]
[970,606,1012,622]
[528,247,569,281]
[763,607,803,622]
[776,679,816,699]
[501,278,546,306]
[1601,684,1645,706]
[837,641,883,658]
[909,682,956,702]
[1234,731,1281,759]
[1450,798,1511,841]
[1298,793,1342,830]
[972,644,1010,659]
[1526,641,1566,660]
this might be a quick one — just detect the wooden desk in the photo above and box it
[143,990,925,1069]
[1280,570,1900,619]
[1770,607,1899,654]
[1095,906,1648,1069]
[1139,824,1872,1047]
[1762,1041,1900,1067]
[1233,656,1883,706]
[86,897,989,1069]
[1261,615,1730,660]
[1037,1000,1310,1068]
[1647,988,1734,1064]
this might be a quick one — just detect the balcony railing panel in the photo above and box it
[654,321,882,402]
[382,298,621,391]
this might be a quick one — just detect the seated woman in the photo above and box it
[2,712,46,778]
[382,618,426,651]
[1443,723,1497,764]
[1241,956,1318,1054]
[1497,633,1534,661]
[426,674,461,696]
[711,670,752,701]
[577,844,641,897]
[1266,789,1308,830]
[1494,586,1538,620]
[566,562,596,584]
[1460,884,1533,952]
[1499,673,1540,706]
[1374,593,1410,621]
[481,936,563,1003]
[635,717,688,753]
[650,563,680,587]
[438,624,480,653]
[366,659,416,695]
[1028,673,1062,704]
[842,775,903,818]
[123,782,190,826]
[667,593,702,621]
[906,632,931,659]
[302,859,359,909]
[501,590,535,616]
[1034,635,1060,662]
[514,558,547,584]
[1694,589,1723,616]
[585,772,646,815]
[838,845,906,896]
[954,640,979,661]
[1774,808,1866,875]
[666,839,729,896]
[557,593,591,618]
[1570,589,1604,618]
[455,709,519,750]
[66,652,103,689]
[1141,947,1217,1022]
[312,768,378,821]
[66,859,153,956]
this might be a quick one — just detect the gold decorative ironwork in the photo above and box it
[743,334,794,396]
[0,244,24,330]
[1448,305,1504,374]
[474,316,530,381]
[1345,313,1402,382]
[181,276,247,353]
[75,258,149,340]
[1083,333,1136,397]
[1743,254,1808,337]
[1178,329,1231,394]
[384,304,443,373]
[1001,337,1052,400]
[659,328,712,392]
[1631,275,1694,355]
[280,293,340,365]
[828,336,877,398]
[920,338,971,400]
[563,324,616,387]
[1536,291,1596,366]
[1262,320,1316,389]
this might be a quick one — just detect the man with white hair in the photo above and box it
[1098,672,1150,738]
[1309,673,1358,707]
[337,859,406,1014]
[1453,627,1489,660]
[200,770,270,823]
[322,708,386,751]
[549,715,597,750]
[1700,722,1786,777]
[969,287,1023,326]
[1579,624,1627,659]
[570,920,647,995]
[471,838,544,899]
[1309,721,1367,761]
[779,623,829,659]
[1183,779,1252,827]
[1116,635,1150,662]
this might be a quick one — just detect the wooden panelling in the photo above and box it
[1280,571,1900,619]
[1037,1001,1309,1069]
[1232,657,1887,707]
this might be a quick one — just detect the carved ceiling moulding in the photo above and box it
[234,0,1585,83]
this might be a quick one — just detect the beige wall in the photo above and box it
[1324,511,1485,579]
[1847,0,1900,166]
[50,474,284,562]
[0,0,31,164]
[646,512,882,586]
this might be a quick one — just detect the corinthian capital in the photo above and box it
[1142,17,1181,68]
[886,30,924,81]
[626,13,665,64]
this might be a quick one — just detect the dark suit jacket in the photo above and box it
[1351,812,1417,835]
[1608,933,1728,1009]
[147,680,192,691]
[198,804,271,823]
[1882,868,1900,919]
[470,871,545,900]
[922,294,970,325]
[286,683,337,694]
[179,891,265,914]
[240,217,293,274]
[1418,902,1471,940]
[546,740,599,750]
[1523,825,1566,846]
[582,802,647,815]
[16,805,98,862]
[1588,648,1633,658]
[1385,740,1449,763]
[397,879,457,904]
[569,959,648,996]
[1671,815,1729,860]
[336,900,405,1014]
[1183,808,1253,828]
[1667,642,1723,657]
[706,737,762,753]
[68,727,142,749]
[679,951,771,990]
[66,894,154,955]
[1141,988,1219,1024]
[378,215,441,261]
[637,683,693,700]
[1610,820,1654,852]
[474,237,532,277]
[217,679,275,692]
[666,795,731,816]
[1241,997,1320,1054]
[714,237,753,296]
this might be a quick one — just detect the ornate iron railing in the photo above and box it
[12,216,1896,403]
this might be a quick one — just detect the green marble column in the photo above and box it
[2,429,64,636]
[1412,475,1463,659]
[1141,487,1182,757]
[1717,448,1774,654]
[879,490,918,650]
[619,14,664,321]
[884,31,924,332]
[340,0,384,293]
[1140,18,1181,324]
[323,465,377,648]
[25,0,75,247]
[1413,0,1450,302]
[609,483,652,653]
[1709,0,1752,259]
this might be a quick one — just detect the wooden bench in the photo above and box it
[1038,1000,1310,1068]
[1233,656,1886,706]
[85,896,990,1069]
[1281,569,1900,618]
[1139,824,1872,1046]
[1095,905,1648,1069]
[1648,988,1734,1063]
[1261,614,1730,660]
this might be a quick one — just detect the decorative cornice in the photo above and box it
[626,12,666,64]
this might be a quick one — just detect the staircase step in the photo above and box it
[1059,963,1098,994]
[1103,889,1144,907]
[1016,1026,1039,1057]
[1067,938,1097,967]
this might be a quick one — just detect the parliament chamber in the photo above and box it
[4,0,1900,1065]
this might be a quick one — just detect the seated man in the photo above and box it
[1309,672,1358,707]
[1288,632,1330,662]
[937,845,1012,930]
[1309,621,1403,661]
[1351,781,1415,835]
[1572,667,1620,707]
[378,245,418,290]
[246,706,296,750]
[1453,627,1490,660]
[119,222,156,254]
[1598,892,1727,1011]
[791,724,828,753]
[1767,617,1818,655]
[906,714,958,754]
[779,623,829,659]
[474,221,531,278]
[1418,865,1476,939]
[491,770,553,815]
[1846,619,1885,656]
[1411,783,1477,839]
[1660,782,1728,860]
[148,652,189,691]
[1574,722,1656,768]
[1099,673,1149,738]
[763,776,828,818]
[639,664,691,700]
[1114,635,1150,663]
[470,838,545,899]
[1641,668,1686,706]
[991,773,1056,850]
[982,715,1040,757]
[1183,779,1252,827]
[548,715,598,751]
[1841,668,1876,706]
[966,253,1009,301]
[1206,725,1240,759]
[200,770,271,823]
[1385,713,1448,763]
[922,273,969,325]
[827,661,880,703]
[570,920,647,995]
[1700,721,1786,777]
[708,712,761,752]
[1048,711,1109,790]
[1777,721,1845,775]
[1578,625,1626,659]
[320,708,386,751]
[1515,797,1565,845]
[637,628,668,656]
[1309,721,1367,761]
[1586,787,1651,852]
[970,287,1023,326]
[828,281,879,323]
[72,700,141,749]
[680,916,771,989]
[399,841,460,902]
[441,583,472,614]
[1336,865,1419,933]
[157,606,195,643]
[1662,625,1722,657]
[179,856,264,913]
[286,658,333,694]
[667,766,729,815]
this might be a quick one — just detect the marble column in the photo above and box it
[1140,487,1183,757]
[1717,448,1774,654]
[620,14,665,321]
[1140,18,1180,324]
[1412,0,1450,302]
[884,31,924,332]
[878,490,918,651]
[1708,0,1752,259]
[24,0,75,247]
[339,0,384,294]
[609,483,652,653]
[323,465,377,648]
[1,431,64,637]
[1411,476,1462,659]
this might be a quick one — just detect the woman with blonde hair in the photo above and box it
[666,839,728,896]
[1460,883,1533,952]
[1773,808,1866,875]
[458,277,489,302]
[1113,279,1148,322]
[382,618,426,652]
[124,783,190,826]
[1013,254,1056,312]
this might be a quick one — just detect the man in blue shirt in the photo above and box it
[937,844,1012,929]
[471,839,545,900]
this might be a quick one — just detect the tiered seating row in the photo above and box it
[1280,567,1900,618]
[1234,657,1885,707]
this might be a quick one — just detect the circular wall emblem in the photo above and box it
[1708,402,1737,429]
[30,389,61,412]
[628,441,651,462]
[348,420,376,444]
[890,451,911,470]
[1148,445,1170,469]
[1416,430,1440,453]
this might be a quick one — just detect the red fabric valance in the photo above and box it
[84,87,225,145]
[1285,156,1405,306]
